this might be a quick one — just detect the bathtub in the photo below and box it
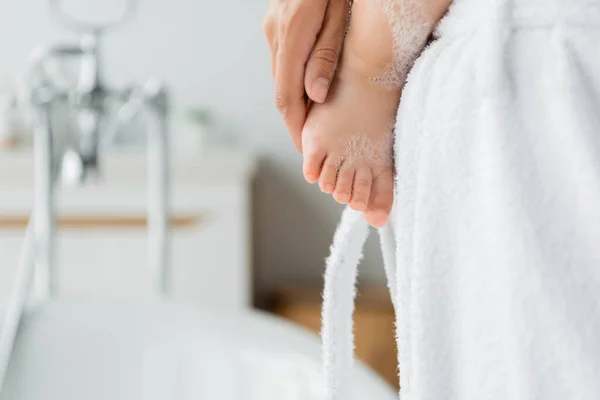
[1,298,397,400]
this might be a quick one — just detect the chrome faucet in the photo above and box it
[23,0,172,300]
[26,0,152,185]
[0,1,172,391]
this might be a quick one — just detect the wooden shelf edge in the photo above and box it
[0,214,204,230]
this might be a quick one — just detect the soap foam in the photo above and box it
[342,118,395,166]
[352,0,432,88]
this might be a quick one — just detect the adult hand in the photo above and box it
[263,0,349,152]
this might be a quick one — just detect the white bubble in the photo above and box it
[352,0,432,88]
[342,119,395,166]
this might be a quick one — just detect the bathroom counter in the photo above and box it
[0,145,257,186]
[0,145,257,311]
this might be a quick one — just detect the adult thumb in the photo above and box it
[304,0,348,104]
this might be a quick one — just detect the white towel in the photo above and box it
[321,0,600,399]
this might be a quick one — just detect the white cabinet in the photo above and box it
[0,147,256,311]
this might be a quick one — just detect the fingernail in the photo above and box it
[311,78,330,103]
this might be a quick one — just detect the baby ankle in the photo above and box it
[368,0,434,87]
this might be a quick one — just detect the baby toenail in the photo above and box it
[322,184,334,193]
[335,192,350,202]
[352,202,365,211]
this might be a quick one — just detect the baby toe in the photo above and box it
[318,156,340,193]
[333,162,355,204]
[364,169,394,228]
[349,167,372,212]
[303,148,327,184]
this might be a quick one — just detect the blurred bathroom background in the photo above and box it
[0,0,397,390]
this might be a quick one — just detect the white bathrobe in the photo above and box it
[321,0,600,399]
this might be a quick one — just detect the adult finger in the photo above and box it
[304,0,348,104]
[275,0,328,152]
[262,9,278,77]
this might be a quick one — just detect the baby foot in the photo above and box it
[303,0,430,227]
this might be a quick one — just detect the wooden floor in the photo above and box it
[267,283,399,389]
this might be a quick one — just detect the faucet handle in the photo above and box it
[60,148,100,186]
[60,149,85,186]
[49,0,137,34]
